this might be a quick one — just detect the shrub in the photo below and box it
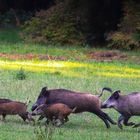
[15,68,26,80]
[22,0,85,45]
[34,125,54,140]
[0,9,33,28]
[107,32,140,50]
[107,0,140,50]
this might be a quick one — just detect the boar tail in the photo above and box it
[98,87,113,97]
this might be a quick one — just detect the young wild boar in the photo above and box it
[0,100,34,122]
[32,87,116,128]
[101,90,140,129]
[32,103,76,126]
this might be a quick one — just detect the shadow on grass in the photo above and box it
[61,121,140,133]
[0,118,34,126]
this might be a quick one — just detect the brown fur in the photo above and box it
[0,101,34,122]
[32,87,116,128]
[0,99,12,104]
[32,103,75,125]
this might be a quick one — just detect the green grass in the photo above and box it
[0,28,90,57]
[0,60,140,140]
[0,28,140,140]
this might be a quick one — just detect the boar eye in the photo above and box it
[114,92,119,99]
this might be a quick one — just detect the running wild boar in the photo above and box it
[0,99,34,122]
[32,87,116,128]
[32,103,76,126]
[102,90,140,129]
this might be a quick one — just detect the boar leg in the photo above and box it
[46,119,50,124]
[118,115,135,129]
[64,116,69,122]
[19,112,34,122]
[94,111,110,128]
[45,117,51,124]
[123,116,135,126]
[19,114,27,121]
[38,115,45,121]
[101,112,116,125]
[133,123,140,128]
[118,115,125,129]
[58,115,65,124]
[27,113,35,122]
[19,112,29,121]
[54,118,63,127]
[2,114,6,121]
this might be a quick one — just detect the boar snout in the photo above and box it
[101,104,107,108]
[31,104,38,111]
[31,112,37,116]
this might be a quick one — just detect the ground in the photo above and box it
[0,50,127,61]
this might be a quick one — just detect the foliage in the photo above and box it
[107,32,140,50]
[107,0,140,50]
[0,9,33,28]
[15,68,26,80]
[34,125,54,140]
[22,0,85,45]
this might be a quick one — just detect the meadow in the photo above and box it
[0,28,140,140]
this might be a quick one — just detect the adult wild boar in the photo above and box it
[102,90,140,129]
[32,87,116,128]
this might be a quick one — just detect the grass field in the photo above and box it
[0,28,140,140]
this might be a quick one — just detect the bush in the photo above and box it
[34,124,65,140]
[34,125,55,140]
[15,68,26,80]
[107,32,140,50]
[107,0,140,50]
[0,9,33,28]
[22,0,85,45]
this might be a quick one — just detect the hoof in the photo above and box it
[54,119,63,127]
[112,122,117,125]
[133,124,140,128]
[118,124,123,129]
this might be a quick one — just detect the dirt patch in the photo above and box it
[88,50,127,62]
[0,50,127,61]
[0,53,68,61]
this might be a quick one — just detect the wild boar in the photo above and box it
[32,103,76,126]
[32,87,116,128]
[0,100,34,122]
[102,90,140,129]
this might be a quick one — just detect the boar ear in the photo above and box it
[41,86,48,94]
[45,86,48,91]
[113,90,121,99]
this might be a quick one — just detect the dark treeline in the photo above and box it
[0,0,53,12]
[0,0,140,48]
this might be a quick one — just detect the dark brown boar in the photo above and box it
[32,87,116,128]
